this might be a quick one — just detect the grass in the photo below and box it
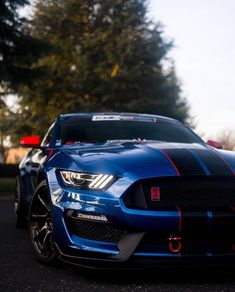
[0,177,15,193]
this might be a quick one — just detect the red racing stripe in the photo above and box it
[160,149,180,176]
[211,150,235,176]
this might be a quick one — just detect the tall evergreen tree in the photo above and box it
[0,0,46,91]
[0,0,49,159]
[19,0,189,135]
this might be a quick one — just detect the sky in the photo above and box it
[149,0,235,139]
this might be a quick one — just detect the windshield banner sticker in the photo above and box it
[92,115,157,122]
[92,115,121,121]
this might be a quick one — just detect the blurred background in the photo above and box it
[0,0,235,191]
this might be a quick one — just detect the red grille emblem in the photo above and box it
[151,187,160,201]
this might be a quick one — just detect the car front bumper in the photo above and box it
[46,170,235,268]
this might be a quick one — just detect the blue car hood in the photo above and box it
[53,142,235,178]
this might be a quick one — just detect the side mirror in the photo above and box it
[207,139,223,149]
[20,136,41,148]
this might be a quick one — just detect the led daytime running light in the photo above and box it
[60,171,114,190]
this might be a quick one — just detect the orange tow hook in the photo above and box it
[168,236,182,253]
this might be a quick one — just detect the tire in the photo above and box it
[29,181,57,265]
[15,176,28,229]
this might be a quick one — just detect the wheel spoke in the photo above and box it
[30,190,55,258]
[33,224,47,241]
[31,214,48,219]
[41,230,52,252]
[37,194,50,212]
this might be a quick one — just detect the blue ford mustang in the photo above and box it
[16,113,235,268]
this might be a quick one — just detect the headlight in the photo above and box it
[60,171,115,190]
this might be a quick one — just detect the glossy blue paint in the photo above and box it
[18,113,235,266]
[187,148,211,175]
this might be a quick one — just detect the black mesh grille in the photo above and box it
[65,215,127,243]
[123,176,235,210]
[139,211,235,255]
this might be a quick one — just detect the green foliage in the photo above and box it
[0,0,50,157]
[19,0,189,135]
[0,0,48,91]
[0,89,13,157]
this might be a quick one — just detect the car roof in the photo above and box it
[58,112,180,123]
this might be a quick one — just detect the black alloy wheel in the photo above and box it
[29,181,57,264]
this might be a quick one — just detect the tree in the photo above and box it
[217,130,235,151]
[0,0,49,159]
[0,0,46,91]
[18,0,189,135]
[0,93,16,162]
[0,0,30,160]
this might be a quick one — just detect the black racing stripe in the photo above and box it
[164,149,206,176]
[181,211,209,254]
[211,211,235,241]
[194,149,233,176]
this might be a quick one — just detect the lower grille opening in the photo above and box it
[138,231,235,255]
[137,212,235,255]
[65,212,127,243]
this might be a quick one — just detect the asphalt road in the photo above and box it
[0,194,234,292]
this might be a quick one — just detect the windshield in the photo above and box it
[58,117,204,145]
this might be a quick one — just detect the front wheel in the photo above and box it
[15,176,28,229]
[29,181,57,264]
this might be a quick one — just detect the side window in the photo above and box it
[41,124,54,147]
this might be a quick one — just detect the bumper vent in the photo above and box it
[65,213,127,243]
[123,176,235,210]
